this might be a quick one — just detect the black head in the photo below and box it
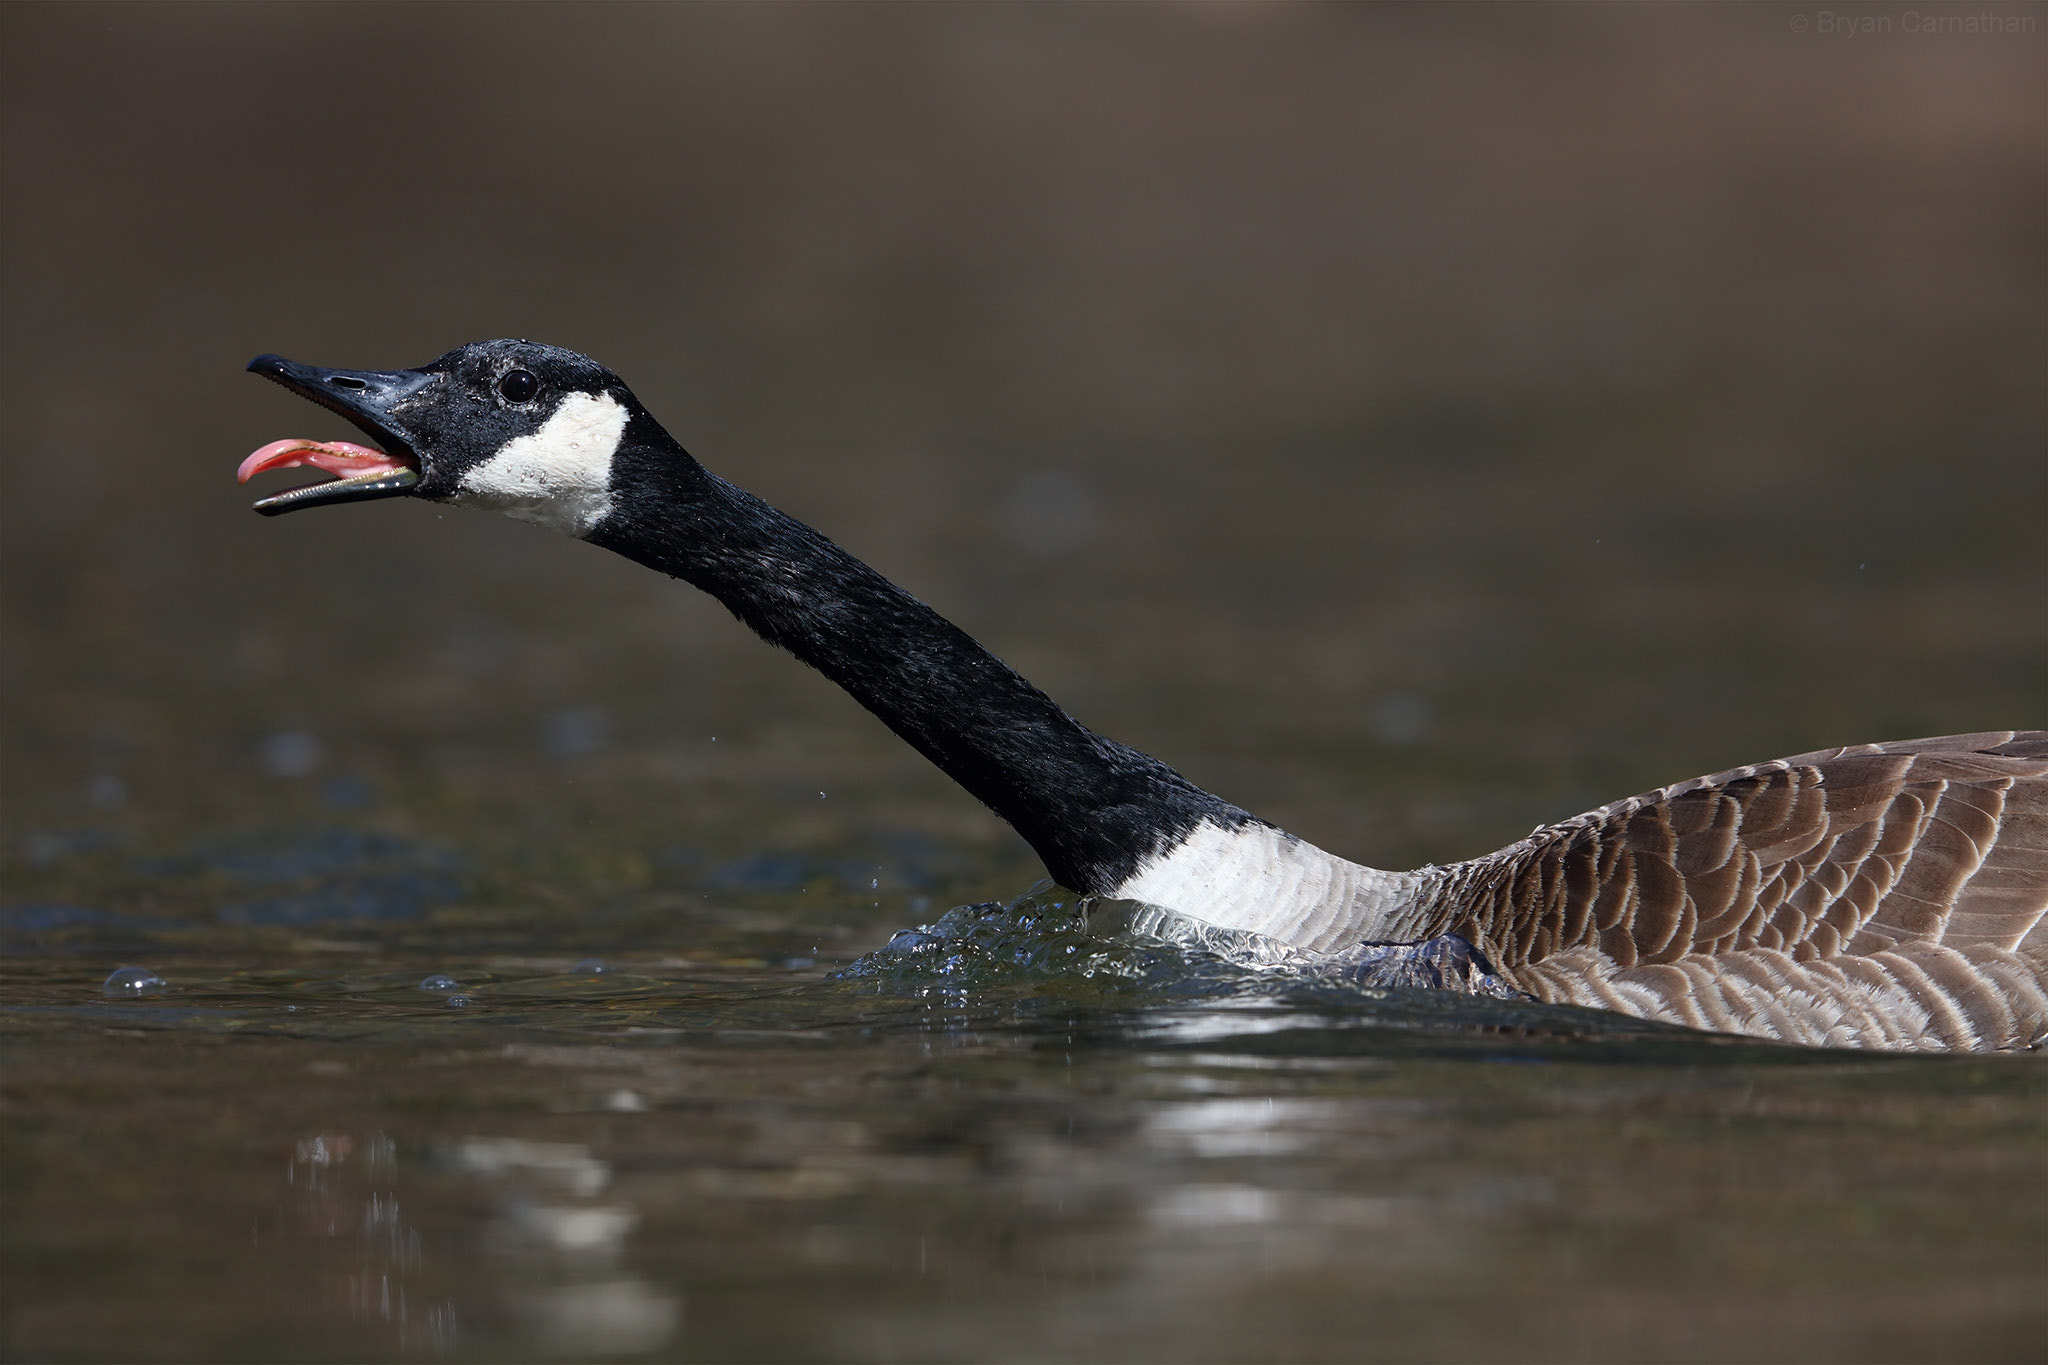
[245,339,649,535]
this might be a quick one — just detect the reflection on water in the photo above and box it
[3,4,2041,1358]
[282,1131,458,1354]
[272,1122,678,1356]
[4,840,2045,1361]
[450,1135,678,1356]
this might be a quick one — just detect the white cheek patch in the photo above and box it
[455,391,627,538]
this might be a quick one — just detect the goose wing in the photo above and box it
[1426,732,2048,1048]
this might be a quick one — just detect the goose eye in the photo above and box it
[498,369,539,404]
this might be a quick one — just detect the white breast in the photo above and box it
[456,391,627,537]
[1110,820,1432,953]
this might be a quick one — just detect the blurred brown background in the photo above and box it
[3,2,2042,899]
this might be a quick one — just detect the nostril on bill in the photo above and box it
[327,375,368,390]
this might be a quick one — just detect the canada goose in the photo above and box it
[239,340,2048,1052]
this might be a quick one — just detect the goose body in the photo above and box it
[240,340,2048,1052]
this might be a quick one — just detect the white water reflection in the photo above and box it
[284,1129,455,1352]
[1144,1097,1337,1158]
[276,1130,678,1357]
[449,1136,611,1197]
[495,1200,641,1259]
[452,1136,679,1355]
[1136,1003,1323,1047]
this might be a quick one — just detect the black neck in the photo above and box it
[587,418,1252,893]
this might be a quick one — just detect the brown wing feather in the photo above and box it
[1422,732,2048,1049]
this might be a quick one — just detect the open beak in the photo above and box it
[241,355,434,516]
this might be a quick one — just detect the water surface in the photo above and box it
[7,850,2046,1363]
[5,5,2045,1360]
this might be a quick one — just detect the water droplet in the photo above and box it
[571,958,609,976]
[419,974,460,993]
[444,995,474,1009]
[102,965,164,997]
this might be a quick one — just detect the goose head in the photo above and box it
[243,339,646,538]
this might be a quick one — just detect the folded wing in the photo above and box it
[1427,732,2048,1049]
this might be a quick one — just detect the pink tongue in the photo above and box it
[237,438,408,485]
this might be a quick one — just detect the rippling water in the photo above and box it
[6,4,2046,1359]
[6,835,2045,1362]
